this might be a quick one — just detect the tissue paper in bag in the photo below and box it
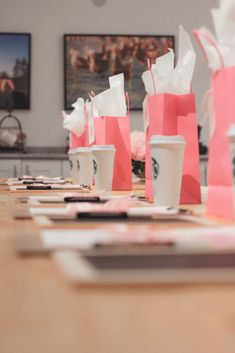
[63,98,85,137]
[91,86,127,117]
[214,0,235,46]
[142,26,201,204]
[142,27,196,96]
[109,73,125,88]
[195,0,235,69]
[62,98,90,149]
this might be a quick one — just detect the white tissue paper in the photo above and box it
[109,73,125,88]
[214,0,235,46]
[142,49,175,95]
[152,48,175,74]
[194,27,223,71]
[91,73,127,117]
[62,98,85,137]
[211,8,221,40]
[195,0,235,70]
[173,26,196,94]
[142,26,195,96]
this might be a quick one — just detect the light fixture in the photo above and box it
[92,0,107,7]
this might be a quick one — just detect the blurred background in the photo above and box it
[0,0,216,147]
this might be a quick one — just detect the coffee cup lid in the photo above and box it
[92,145,116,151]
[75,147,92,152]
[68,149,77,154]
[149,135,186,145]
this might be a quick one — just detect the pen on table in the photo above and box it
[18,177,64,181]
[23,180,69,185]
[76,208,193,220]
[93,239,175,249]
[9,185,87,191]
[64,196,104,203]
[26,185,86,190]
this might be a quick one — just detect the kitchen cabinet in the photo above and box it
[61,160,71,178]
[21,160,61,178]
[0,155,208,184]
[0,159,21,178]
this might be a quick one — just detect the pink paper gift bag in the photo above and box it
[206,67,235,219]
[69,128,89,149]
[145,93,201,204]
[93,96,132,191]
[194,29,235,219]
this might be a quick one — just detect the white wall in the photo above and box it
[0,0,216,146]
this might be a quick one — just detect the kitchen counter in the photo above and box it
[0,146,69,160]
[0,146,208,161]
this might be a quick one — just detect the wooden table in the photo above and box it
[1,183,235,353]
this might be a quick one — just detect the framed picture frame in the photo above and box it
[0,33,31,110]
[64,34,175,110]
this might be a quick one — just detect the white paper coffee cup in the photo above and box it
[68,149,79,184]
[92,145,116,191]
[149,135,186,207]
[75,147,93,186]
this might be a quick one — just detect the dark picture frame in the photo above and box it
[64,34,174,110]
[0,32,31,110]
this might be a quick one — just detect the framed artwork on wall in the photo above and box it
[0,33,31,110]
[64,34,174,110]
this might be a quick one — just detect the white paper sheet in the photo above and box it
[158,226,235,249]
[41,225,235,251]
[29,207,67,216]
[28,196,64,203]
[41,229,115,249]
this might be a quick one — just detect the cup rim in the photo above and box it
[92,145,116,151]
[149,135,186,145]
[75,147,92,152]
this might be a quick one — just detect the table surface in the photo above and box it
[1,181,235,353]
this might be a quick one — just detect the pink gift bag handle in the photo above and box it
[89,90,95,98]
[146,58,152,71]
[193,30,224,69]
[147,58,157,95]
[201,88,216,138]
